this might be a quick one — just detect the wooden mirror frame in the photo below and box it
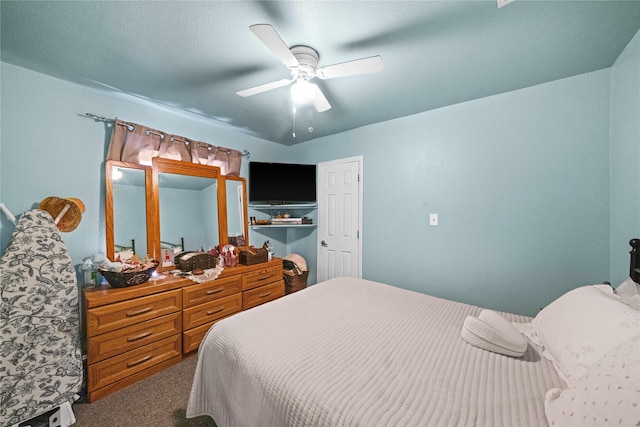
[105,160,152,262]
[106,158,249,268]
[150,158,225,272]
[221,175,249,247]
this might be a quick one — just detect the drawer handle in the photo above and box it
[126,331,153,342]
[125,306,153,317]
[126,354,153,368]
[259,291,272,298]
[257,275,271,281]
[206,307,225,315]
[206,287,223,295]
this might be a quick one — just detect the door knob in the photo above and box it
[321,240,328,247]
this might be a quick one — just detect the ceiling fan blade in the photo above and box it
[236,78,292,97]
[250,24,299,68]
[316,55,383,80]
[312,84,331,112]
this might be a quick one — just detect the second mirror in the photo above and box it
[151,158,224,271]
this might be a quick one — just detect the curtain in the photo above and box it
[107,118,243,176]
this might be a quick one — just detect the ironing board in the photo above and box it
[0,209,83,426]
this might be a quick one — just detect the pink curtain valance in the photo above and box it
[106,118,242,176]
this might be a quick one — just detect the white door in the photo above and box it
[317,156,362,281]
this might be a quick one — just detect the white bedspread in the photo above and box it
[187,277,564,427]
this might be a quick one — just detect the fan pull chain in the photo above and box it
[292,105,296,138]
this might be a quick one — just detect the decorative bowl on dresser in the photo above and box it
[83,258,284,402]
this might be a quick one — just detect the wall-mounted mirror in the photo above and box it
[224,176,249,247]
[105,160,151,261]
[151,158,224,271]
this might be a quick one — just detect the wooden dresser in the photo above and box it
[83,259,284,402]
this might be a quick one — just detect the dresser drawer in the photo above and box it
[182,316,230,353]
[243,264,283,291]
[183,293,242,330]
[183,276,242,308]
[243,280,284,310]
[87,334,181,392]
[87,312,181,364]
[87,289,182,337]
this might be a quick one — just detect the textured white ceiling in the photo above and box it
[2,1,639,145]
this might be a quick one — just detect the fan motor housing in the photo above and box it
[290,45,319,80]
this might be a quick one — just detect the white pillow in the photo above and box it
[615,277,640,310]
[544,334,640,427]
[512,321,543,347]
[461,309,527,357]
[532,285,640,384]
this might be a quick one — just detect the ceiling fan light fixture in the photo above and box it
[238,24,382,114]
[290,80,315,105]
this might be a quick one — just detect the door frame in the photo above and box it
[317,155,364,280]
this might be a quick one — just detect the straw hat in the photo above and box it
[38,196,85,232]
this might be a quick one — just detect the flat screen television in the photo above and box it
[249,161,316,204]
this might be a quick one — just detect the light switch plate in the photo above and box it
[429,213,438,226]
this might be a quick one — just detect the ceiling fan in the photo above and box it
[236,24,384,112]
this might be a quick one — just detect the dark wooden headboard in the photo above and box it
[630,239,640,283]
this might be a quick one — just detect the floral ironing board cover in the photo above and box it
[0,209,82,426]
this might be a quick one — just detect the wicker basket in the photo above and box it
[175,252,216,272]
[283,270,308,294]
[239,247,268,265]
[100,261,159,288]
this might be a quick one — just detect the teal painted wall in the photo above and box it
[291,69,612,316]
[0,62,288,266]
[2,35,638,316]
[610,31,640,287]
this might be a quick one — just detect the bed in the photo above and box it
[187,240,640,427]
[161,237,185,252]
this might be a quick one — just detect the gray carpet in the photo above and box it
[73,355,216,427]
